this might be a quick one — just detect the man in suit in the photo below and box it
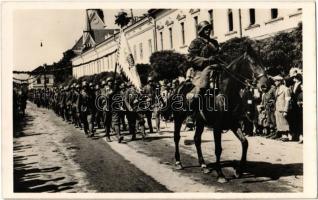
[272,75,291,141]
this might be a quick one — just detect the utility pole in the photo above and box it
[238,9,243,38]
[43,64,47,90]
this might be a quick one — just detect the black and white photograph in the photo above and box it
[2,1,317,199]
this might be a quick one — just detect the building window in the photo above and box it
[169,27,173,49]
[181,22,185,45]
[133,45,137,60]
[208,10,214,36]
[249,9,256,25]
[160,32,163,50]
[148,39,153,54]
[194,16,198,37]
[271,9,278,19]
[228,9,234,32]
[37,78,41,84]
[139,43,143,60]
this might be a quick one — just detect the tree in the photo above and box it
[136,63,152,85]
[257,22,302,75]
[149,50,189,81]
[53,49,75,84]
[219,37,257,64]
[115,11,131,28]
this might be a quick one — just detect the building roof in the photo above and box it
[31,65,55,75]
[92,29,118,44]
[72,28,119,54]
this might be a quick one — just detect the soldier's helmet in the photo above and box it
[89,82,94,87]
[172,79,180,85]
[119,82,125,89]
[126,81,132,87]
[197,20,212,35]
[147,76,154,83]
[106,77,114,83]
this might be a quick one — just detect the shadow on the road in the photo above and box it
[14,158,78,192]
[143,136,174,142]
[207,160,303,181]
[183,139,232,146]
[14,114,40,138]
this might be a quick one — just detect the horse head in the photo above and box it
[242,45,269,91]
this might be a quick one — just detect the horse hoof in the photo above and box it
[234,169,242,179]
[175,162,183,170]
[217,177,228,183]
[201,165,211,174]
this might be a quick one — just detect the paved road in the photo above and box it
[13,102,303,192]
[14,103,169,192]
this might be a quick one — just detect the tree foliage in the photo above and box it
[115,11,131,28]
[257,22,302,75]
[219,37,257,64]
[149,50,189,81]
[52,49,75,84]
[136,63,152,85]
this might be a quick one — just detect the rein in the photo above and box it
[218,55,265,88]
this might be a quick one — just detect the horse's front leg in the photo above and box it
[174,115,184,170]
[232,127,248,178]
[213,129,228,183]
[194,121,210,174]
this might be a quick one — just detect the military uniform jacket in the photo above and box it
[79,89,96,114]
[187,36,219,70]
[101,86,112,111]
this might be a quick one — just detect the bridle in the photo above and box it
[217,53,266,88]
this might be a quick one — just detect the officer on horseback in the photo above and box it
[186,20,221,101]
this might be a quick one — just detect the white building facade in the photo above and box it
[72,8,302,78]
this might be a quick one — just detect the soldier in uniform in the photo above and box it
[141,77,155,133]
[80,81,96,137]
[119,82,128,131]
[65,85,73,123]
[72,83,82,128]
[101,77,113,142]
[110,79,125,143]
[94,83,103,129]
[186,20,221,100]
[123,82,146,140]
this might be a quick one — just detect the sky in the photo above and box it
[13,9,147,72]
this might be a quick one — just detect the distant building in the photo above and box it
[29,66,54,89]
[72,8,302,78]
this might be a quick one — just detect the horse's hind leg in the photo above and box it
[194,122,210,174]
[213,129,228,183]
[174,116,184,170]
[231,127,248,178]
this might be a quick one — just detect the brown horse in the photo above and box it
[167,47,268,183]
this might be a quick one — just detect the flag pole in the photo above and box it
[112,28,123,90]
